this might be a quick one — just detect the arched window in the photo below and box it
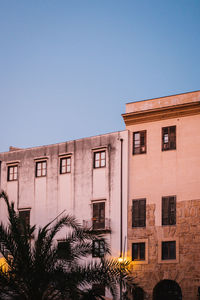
[153,279,182,300]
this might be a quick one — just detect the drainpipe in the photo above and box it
[0,161,1,191]
[120,139,123,258]
[119,138,123,300]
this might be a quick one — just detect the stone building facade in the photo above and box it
[122,91,200,300]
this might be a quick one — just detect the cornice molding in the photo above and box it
[122,102,200,126]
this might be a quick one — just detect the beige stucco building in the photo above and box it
[0,90,200,299]
[122,90,200,300]
[0,131,128,299]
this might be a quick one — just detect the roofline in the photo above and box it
[0,129,126,155]
[125,90,200,105]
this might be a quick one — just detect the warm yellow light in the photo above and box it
[118,257,123,263]
[0,257,8,272]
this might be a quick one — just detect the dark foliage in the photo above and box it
[0,191,134,300]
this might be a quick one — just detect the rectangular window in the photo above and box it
[36,161,47,177]
[162,196,176,225]
[132,199,146,227]
[94,151,106,168]
[132,242,145,261]
[92,284,105,296]
[60,157,71,174]
[92,202,105,230]
[92,240,105,257]
[19,210,30,234]
[7,165,18,181]
[162,241,176,260]
[57,241,70,259]
[133,131,146,154]
[162,126,176,151]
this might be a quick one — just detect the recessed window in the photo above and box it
[162,126,176,151]
[133,131,146,155]
[92,202,105,230]
[19,210,30,234]
[60,157,71,174]
[132,242,145,261]
[92,284,105,297]
[132,287,145,300]
[162,196,176,225]
[7,165,18,181]
[132,199,146,227]
[94,151,106,168]
[92,240,105,257]
[57,241,71,259]
[36,161,47,177]
[19,210,30,227]
[162,241,176,260]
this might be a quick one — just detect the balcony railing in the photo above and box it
[82,218,111,232]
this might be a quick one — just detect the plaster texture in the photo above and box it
[124,91,200,300]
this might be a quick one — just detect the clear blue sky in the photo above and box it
[0,0,199,152]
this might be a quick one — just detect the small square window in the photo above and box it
[132,199,146,228]
[162,241,176,260]
[133,131,146,155]
[92,240,105,257]
[36,161,47,177]
[132,242,145,261]
[60,157,71,174]
[94,151,106,168]
[162,196,176,225]
[7,165,18,181]
[162,126,176,151]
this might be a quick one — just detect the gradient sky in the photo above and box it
[0,0,199,153]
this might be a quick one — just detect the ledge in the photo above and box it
[122,101,200,125]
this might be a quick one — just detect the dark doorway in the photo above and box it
[153,280,182,300]
[133,287,144,300]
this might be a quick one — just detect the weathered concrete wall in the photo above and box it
[0,130,128,260]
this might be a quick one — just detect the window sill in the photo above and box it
[158,259,178,264]
[162,148,176,152]
[91,228,111,234]
[132,260,148,265]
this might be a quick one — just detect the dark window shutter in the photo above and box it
[162,196,176,225]
[19,210,30,228]
[93,203,99,229]
[132,199,146,227]
[162,241,176,260]
[162,197,169,225]
[140,243,145,260]
[169,196,176,225]
[140,131,146,153]
[169,126,176,149]
[132,242,145,261]
[93,202,105,229]
[132,243,139,260]
[99,202,105,228]
[139,199,146,227]
[132,200,139,227]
